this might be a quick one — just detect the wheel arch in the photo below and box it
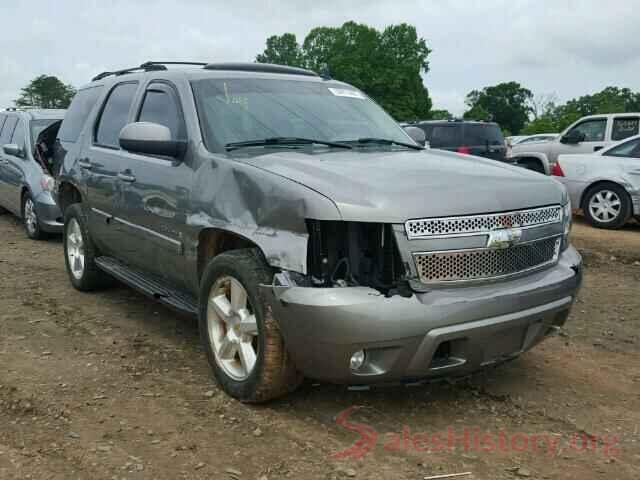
[57,181,84,214]
[579,179,632,210]
[197,227,266,283]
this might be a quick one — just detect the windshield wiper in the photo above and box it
[225,137,352,151]
[342,137,424,150]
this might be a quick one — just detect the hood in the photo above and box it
[240,148,566,222]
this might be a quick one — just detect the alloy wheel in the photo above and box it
[589,190,621,223]
[24,198,38,235]
[207,276,259,381]
[66,218,86,280]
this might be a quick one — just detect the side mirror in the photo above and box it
[2,144,23,157]
[560,131,585,144]
[119,122,186,158]
[403,126,426,146]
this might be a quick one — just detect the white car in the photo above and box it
[511,113,640,175]
[553,134,640,229]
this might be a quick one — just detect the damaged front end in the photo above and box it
[302,220,412,297]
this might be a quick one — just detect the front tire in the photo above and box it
[63,204,111,291]
[199,249,301,403]
[582,183,631,229]
[22,193,47,240]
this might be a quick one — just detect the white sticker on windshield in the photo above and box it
[328,88,366,99]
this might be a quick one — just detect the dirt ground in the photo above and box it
[1,214,638,480]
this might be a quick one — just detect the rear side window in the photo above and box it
[95,82,138,148]
[0,116,18,145]
[10,119,25,147]
[58,86,103,142]
[611,117,639,141]
[137,86,184,140]
[464,124,504,146]
[430,125,463,148]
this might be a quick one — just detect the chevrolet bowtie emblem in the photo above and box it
[487,227,523,249]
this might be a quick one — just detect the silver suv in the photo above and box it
[55,62,582,402]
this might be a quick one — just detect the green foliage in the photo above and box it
[15,75,76,109]
[255,33,305,68]
[256,22,432,120]
[464,82,533,134]
[427,109,453,120]
[521,86,640,134]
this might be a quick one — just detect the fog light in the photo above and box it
[349,350,366,371]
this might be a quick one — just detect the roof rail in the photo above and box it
[91,61,209,82]
[203,62,318,77]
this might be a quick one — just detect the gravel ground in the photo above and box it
[0,214,638,480]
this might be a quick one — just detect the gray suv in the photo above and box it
[0,108,65,238]
[56,62,582,402]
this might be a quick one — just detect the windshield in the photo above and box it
[30,119,60,145]
[191,78,412,151]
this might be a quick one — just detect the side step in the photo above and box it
[95,256,198,316]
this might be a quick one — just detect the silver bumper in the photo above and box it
[263,246,583,384]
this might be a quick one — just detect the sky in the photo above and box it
[1,0,639,116]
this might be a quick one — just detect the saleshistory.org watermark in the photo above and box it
[332,407,620,460]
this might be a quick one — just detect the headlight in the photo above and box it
[40,174,56,193]
[562,200,572,249]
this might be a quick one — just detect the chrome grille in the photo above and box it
[406,206,562,238]
[414,236,562,283]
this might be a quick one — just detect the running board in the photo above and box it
[95,256,198,316]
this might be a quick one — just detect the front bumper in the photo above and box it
[34,191,63,233]
[263,246,583,384]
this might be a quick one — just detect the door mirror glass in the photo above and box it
[403,126,426,146]
[3,143,23,157]
[561,130,585,144]
[119,122,186,158]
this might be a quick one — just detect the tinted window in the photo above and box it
[95,82,138,147]
[59,86,103,142]
[10,120,25,147]
[611,117,639,141]
[0,116,18,145]
[137,87,184,140]
[430,125,463,148]
[604,138,640,158]
[417,124,435,140]
[569,119,606,142]
[464,124,504,146]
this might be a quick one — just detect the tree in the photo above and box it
[15,75,76,109]
[255,33,305,68]
[256,22,432,120]
[427,109,453,120]
[463,82,533,134]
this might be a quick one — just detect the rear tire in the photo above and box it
[22,193,47,240]
[199,248,301,403]
[582,183,631,229]
[63,203,111,291]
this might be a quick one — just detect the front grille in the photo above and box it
[406,206,562,238]
[414,236,562,283]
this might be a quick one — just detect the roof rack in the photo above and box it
[91,61,209,81]
[203,62,318,77]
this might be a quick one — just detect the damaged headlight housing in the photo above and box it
[40,174,56,193]
[561,200,572,250]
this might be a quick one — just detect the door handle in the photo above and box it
[78,158,92,170]
[118,170,136,183]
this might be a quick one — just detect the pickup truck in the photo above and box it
[510,113,640,175]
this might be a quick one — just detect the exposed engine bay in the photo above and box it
[305,220,410,296]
